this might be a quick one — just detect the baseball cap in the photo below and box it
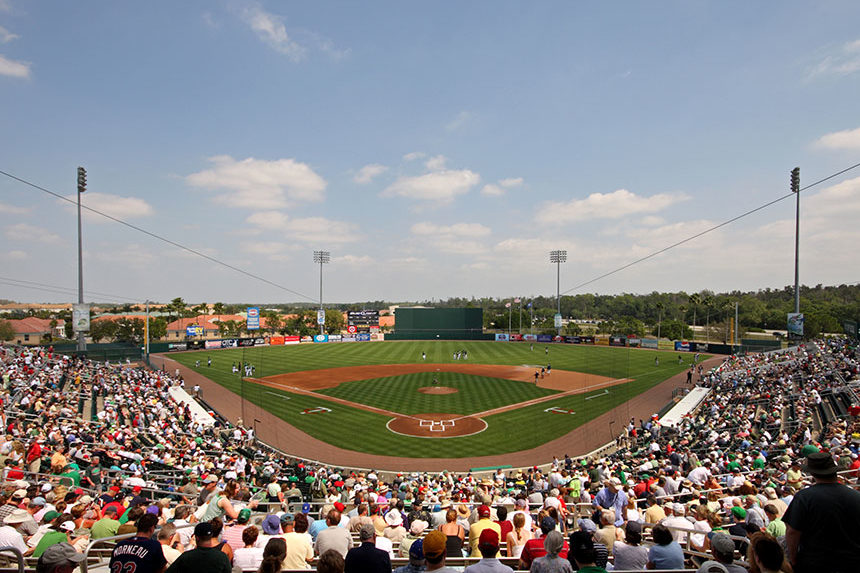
[11,489,26,500]
[42,510,61,523]
[237,508,252,523]
[59,521,76,532]
[333,502,345,513]
[478,528,500,548]
[38,543,84,569]
[423,530,447,558]
[409,538,424,561]
[477,504,491,517]
[280,513,294,525]
[540,515,557,533]
[730,506,747,519]
[194,522,214,539]
[710,533,735,556]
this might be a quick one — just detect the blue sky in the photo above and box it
[1,1,860,305]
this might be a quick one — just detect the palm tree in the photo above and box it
[655,302,665,340]
[688,293,701,330]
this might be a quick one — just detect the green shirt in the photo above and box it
[766,517,786,538]
[33,531,67,557]
[91,517,121,539]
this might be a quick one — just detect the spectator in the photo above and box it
[221,507,252,552]
[783,451,860,572]
[233,526,265,571]
[529,530,572,573]
[395,538,425,573]
[568,530,606,573]
[748,533,786,573]
[613,521,649,570]
[108,513,166,573]
[696,532,746,573]
[166,521,231,573]
[521,516,567,570]
[422,530,458,573]
[316,509,352,558]
[592,478,627,526]
[344,523,390,573]
[0,509,34,557]
[283,513,314,570]
[646,524,685,570]
[317,548,346,573]
[156,523,183,565]
[257,537,287,573]
[35,542,84,573]
[506,511,532,559]
[464,528,513,573]
[469,505,501,558]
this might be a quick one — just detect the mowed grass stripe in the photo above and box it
[317,372,557,415]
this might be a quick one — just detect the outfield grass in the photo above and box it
[171,341,704,458]
[317,372,558,415]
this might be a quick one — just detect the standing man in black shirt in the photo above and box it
[166,522,232,573]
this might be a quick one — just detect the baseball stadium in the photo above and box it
[4,3,860,572]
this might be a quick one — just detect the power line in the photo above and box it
[0,169,318,303]
[0,276,140,302]
[562,160,860,295]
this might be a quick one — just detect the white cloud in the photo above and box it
[382,169,480,202]
[0,54,30,78]
[354,163,388,184]
[445,111,472,131]
[339,254,374,265]
[814,126,860,150]
[535,188,687,224]
[186,155,326,209]
[3,250,28,261]
[241,241,289,256]
[241,3,305,61]
[245,212,360,244]
[0,201,29,214]
[89,243,156,269]
[481,184,504,196]
[403,152,425,162]
[807,38,860,79]
[0,25,18,43]
[499,177,524,188]
[245,211,289,229]
[411,222,491,237]
[424,155,447,171]
[63,192,155,222]
[4,223,60,243]
[640,215,665,226]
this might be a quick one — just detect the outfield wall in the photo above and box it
[388,307,488,340]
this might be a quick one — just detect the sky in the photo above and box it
[1,1,860,305]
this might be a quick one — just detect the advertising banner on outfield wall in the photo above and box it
[237,338,255,347]
[641,338,659,349]
[511,334,523,341]
[595,338,609,345]
[168,343,187,352]
[269,336,284,345]
[675,341,691,352]
[284,336,301,345]
[221,339,237,348]
[314,334,329,343]
[342,336,356,342]
[187,341,205,350]
[205,340,221,349]
[328,334,342,342]
[495,333,510,341]
[360,333,373,341]
[301,336,313,343]
[627,337,641,347]
[536,334,553,343]
[523,334,538,342]
[609,336,627,347]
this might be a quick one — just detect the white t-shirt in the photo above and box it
[233,547,265,570]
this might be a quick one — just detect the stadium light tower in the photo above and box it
[314,250,330,335]
[791,167,800,315]
[76,167,87,352]
[549,250,567,336]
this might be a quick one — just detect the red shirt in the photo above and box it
[519,536,568,568]
[495,519,513,543]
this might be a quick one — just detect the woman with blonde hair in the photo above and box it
[506,511,532,558]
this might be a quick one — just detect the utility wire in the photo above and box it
[0,169,318,302]
[0,276,140,302]
[562,160,860,295]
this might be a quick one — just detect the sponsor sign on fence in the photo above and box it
[359,333,372,341]
[640,338,659,349]
[284,335,301,345]
[523,334,538,342]
[537,334,553,343]
[205,340,221,349]
[314,334,329,343]
[495,333,510,341]
[675,341,691,352]
[609,335,627,347]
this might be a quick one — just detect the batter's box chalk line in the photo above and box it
[419,419,456,432]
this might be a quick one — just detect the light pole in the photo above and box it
[549,250,567,336]
[313,250,330,335]
[791,167,801,315]
[76,167,87,353]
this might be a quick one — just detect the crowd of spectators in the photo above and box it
[0,338,858,573]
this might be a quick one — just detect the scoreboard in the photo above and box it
[347,310,380,333]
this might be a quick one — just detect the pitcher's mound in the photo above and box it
[387,413,486,438]
[417,386,458,395]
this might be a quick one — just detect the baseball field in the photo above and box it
[171,340,702,461]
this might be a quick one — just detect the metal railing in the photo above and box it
[0,546,24,573]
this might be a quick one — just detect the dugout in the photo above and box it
[387,307,491,340]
